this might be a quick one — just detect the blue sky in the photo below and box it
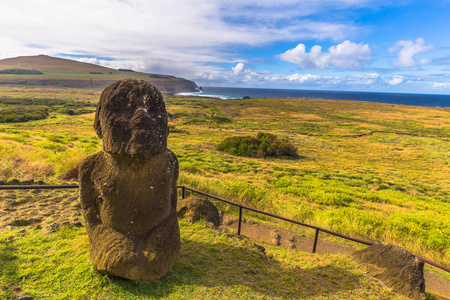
[1,0,450,94]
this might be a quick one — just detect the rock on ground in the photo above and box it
[177,196,220,228]
[352,243,427,300]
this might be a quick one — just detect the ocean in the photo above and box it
[178,86,450,108]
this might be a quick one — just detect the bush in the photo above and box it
[0,68,43,75]
[217,132,299,159]
[0,107,48,123]
[57,108,95,115]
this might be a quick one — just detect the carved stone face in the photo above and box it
[94,79,169,160]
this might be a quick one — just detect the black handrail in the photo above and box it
[177,185,373,245]
[1,184,449,274]
[0,184,79,190]
[177,185,450,274]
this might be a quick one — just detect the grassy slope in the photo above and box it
[0,88,449,267]
[0,216,408,300]
[0,56,192,91]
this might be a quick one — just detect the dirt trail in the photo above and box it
[221,214,450,300]
[1,189,449,299]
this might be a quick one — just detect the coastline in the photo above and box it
[176,86,450,108]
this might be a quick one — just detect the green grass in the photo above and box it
[0,88,449,269]
[0,87,97,123]
[0,107,49,123]
[0,221,408,299]
[165,96,450,267]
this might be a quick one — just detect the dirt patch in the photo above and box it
[221,214,354,255]
[0,189,82,231]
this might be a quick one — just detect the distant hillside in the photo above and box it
[0,55,198,93]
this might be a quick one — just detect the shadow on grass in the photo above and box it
[105,235,362,299]
[0,222,365,299]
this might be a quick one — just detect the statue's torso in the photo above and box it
[81,150,178,236]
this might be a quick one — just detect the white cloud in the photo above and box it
[348,73,379,85]
[328,41,372,69]
[232,63,246,75]
[388,75,404,85]
[75,57,147,71]
[432,82,450,88]
[194,69,387,88]
[389,38,434,68]
[278,40,371,69]
[0,0,366,78]
[286,73,323,83]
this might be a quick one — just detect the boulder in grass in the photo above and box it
[352,243,427,300]
[177,196,220,228]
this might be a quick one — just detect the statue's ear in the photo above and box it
[94,109,103,138]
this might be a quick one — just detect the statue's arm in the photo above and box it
[79,153,103,227]
[168,150,179,211]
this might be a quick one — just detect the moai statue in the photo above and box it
[79,79,180,281]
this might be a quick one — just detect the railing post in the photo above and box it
[312,229,319,253]
[182,186,186,199]
[238,206,243,235]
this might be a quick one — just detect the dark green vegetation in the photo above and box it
[217,132,299,158]
[0,107,48,123]
[0,69,43,75]
[0,95,96,123]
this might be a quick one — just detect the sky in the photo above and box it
[1,0,450,94]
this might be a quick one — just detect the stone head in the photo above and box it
[94,79,169,160]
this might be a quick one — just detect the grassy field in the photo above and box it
[164,96,450,266]
[0,201,409,299]
[0,86,449,272]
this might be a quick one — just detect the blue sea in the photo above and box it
[178,87,450,108]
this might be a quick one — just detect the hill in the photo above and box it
[0,55,198,93]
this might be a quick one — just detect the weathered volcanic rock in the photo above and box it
[79,79,180,281]
[94,79,169,160]
[352,243,427,300]
[177,196,220,228]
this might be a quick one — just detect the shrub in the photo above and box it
[0,69,43,75]
[217,132,299,159]
[0,107,48,123]
[57,108,95,115]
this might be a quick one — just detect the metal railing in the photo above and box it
[1,183,449,274]
[0,184,79,190]
[178,185,450,274]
